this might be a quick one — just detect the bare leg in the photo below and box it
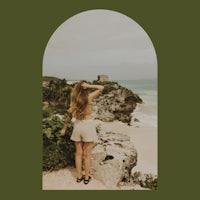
[75,142,83,179]
[83,142,94,179]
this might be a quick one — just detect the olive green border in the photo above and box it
[1,0,199,199]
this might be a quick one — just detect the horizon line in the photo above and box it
[42,75,157,81]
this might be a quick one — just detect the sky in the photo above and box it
[43,9,157,81]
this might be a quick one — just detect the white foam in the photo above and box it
[132,103,157,128]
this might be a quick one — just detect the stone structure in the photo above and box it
[97,75,109,82]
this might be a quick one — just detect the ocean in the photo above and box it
[117,80,158,128]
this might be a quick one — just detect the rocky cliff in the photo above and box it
[92,81,143,124]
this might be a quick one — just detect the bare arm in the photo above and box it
[82,82,104,100]
[60,113,72,136]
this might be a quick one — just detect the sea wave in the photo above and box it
[117,80,157,128]
[131,102,157,127]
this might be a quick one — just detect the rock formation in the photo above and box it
[92,81,143,124]
[90,129,137,188]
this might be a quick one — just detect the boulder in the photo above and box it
[90,130,137,188]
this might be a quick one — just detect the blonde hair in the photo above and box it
[69,80,90,120]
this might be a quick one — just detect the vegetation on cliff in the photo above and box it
[42,77,73,115]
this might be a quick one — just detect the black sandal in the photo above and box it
[84,176,91,184]
[76,175,85,183]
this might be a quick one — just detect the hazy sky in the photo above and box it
[43,9,157,81]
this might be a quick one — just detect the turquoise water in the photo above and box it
[117,80,158,127]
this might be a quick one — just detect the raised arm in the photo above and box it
[82,82,104,100]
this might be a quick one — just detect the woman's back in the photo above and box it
[82,95,93,120]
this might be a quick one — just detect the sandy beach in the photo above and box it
[42,120,157,190]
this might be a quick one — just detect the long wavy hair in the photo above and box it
[69,80,90,120]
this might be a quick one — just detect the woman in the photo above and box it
[60,80,104,184]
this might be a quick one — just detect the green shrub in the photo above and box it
[133,171,158,190]
[42,115,75,171]
[144,174,158,190]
